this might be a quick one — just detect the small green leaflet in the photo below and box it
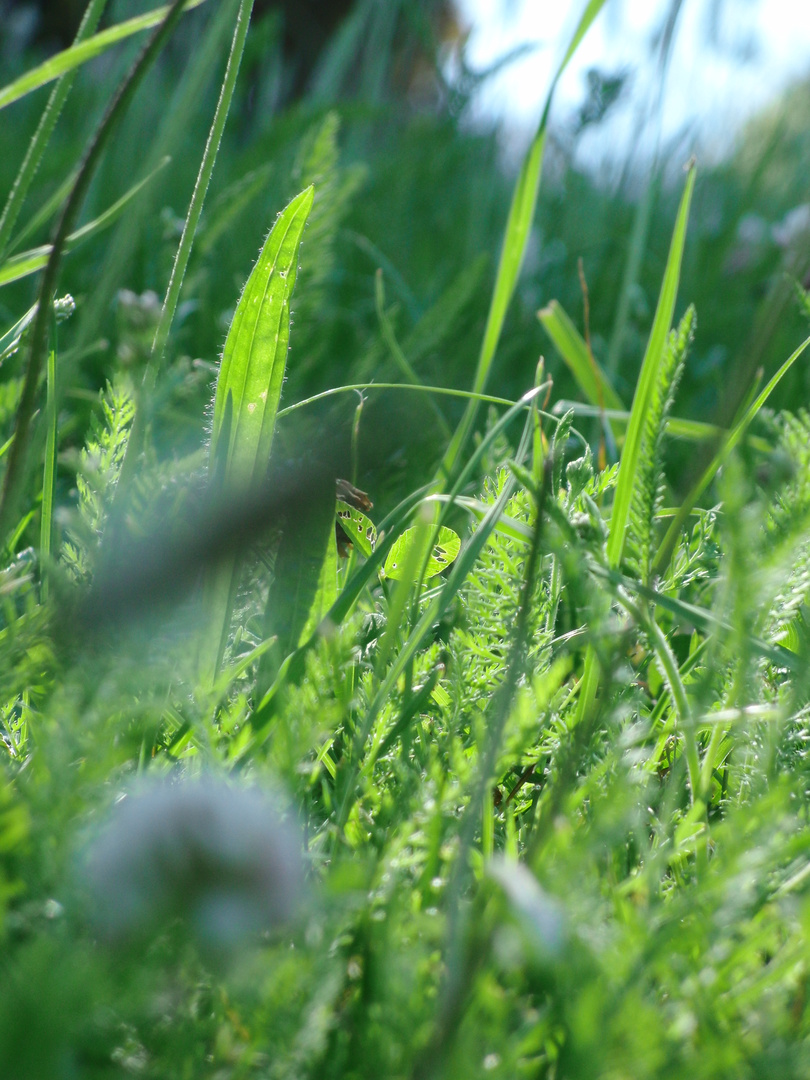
[336,500,377,558]
[383,525,461,581]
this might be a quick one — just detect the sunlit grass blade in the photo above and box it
[199,185,314,680]
[440,0,607,478]
[0,0,107,260]
[0,158,170,288]
[210,185,314,489]
[654,329,810,576]
[0,0,208,111]
[539,299,625,413]
[576,160,696,725]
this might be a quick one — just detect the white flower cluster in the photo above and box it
[85,778,304,950]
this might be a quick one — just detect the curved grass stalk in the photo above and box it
[276,382,531,418]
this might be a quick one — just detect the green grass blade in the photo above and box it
[0,158,169,288]
[607,162,695,569]
[0,0,107,260]
[440,0,607,478]
[0,303,38,359]
[576,161,696,726]
[148,0,252,380]
[0,0,191,544]
[538,299,625,411]
[0,0,208,111]
[200,186,314,679]
[210,185,314,490]
[654,330,810,575]
[115,0,251,493]
[5,171,76,256]
[551,400,722,441]
[39,309,58,599]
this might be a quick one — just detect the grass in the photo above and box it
[2,2,810,1078]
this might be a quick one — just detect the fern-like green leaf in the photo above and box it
[627,304,695,584]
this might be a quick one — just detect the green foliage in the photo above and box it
[61,378,135,582]
[383,523,460,580]
[627,304,695,584]
[2,2,810,1078]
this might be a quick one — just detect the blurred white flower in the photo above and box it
[84,777,304,950]
[772,204,810,249]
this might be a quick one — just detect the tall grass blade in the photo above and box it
[607,162,696,569]
[576,160,696,724]
[440,0,607,478]
[538,299,625,411]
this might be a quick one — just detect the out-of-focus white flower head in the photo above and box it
[84,777,304,951]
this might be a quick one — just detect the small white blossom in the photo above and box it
[84,777,304,950]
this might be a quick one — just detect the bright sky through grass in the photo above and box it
[455,0,810,167]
